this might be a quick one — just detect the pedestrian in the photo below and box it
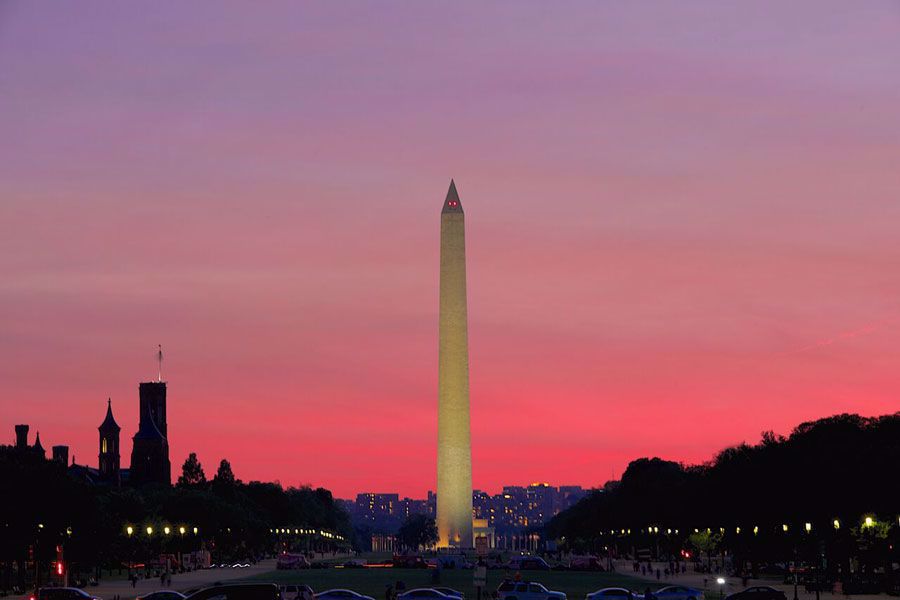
[131,575,137,589]
[642,565,647,577]
[656,568,661,580]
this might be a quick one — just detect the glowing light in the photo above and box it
[164,526,171,535]
[805,523,812,532]
[146,526,153,535]
[126,526,133,536]
[193,527,199,534]
[717,578,726,585]
[179,526,186,535]
[864,516,874,528]
[833,519,840,530]
[736,527,740,534]
[753,526,759,535]
[782,524,789,532]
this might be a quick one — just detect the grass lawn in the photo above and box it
[246,567,654,600]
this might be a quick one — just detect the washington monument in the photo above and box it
[437,179,474,548]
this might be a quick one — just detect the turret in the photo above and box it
[98,399,121,484]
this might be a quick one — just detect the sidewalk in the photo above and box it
[618,561,895,600]
[6,559,277,600]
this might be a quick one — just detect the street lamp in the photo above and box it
[126,526,134,537]
[179,526,186,536]
[164,526,171,536]
[716,577,726,600]
[146,526,153,536]
[805,523,812,533]
[833,519,840,530]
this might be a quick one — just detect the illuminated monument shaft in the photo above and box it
[437,180,473,548]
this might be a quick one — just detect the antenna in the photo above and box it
[157,344,163,382]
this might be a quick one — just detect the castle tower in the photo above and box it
[98,399,121,483]
[52,445,69,465]
[130,381,171,486]
[14,424,29,449]
[33,431,46,458]
[436,180,474,548]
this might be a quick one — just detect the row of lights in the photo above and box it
[599,516,897,536]
[270,527,344,541]
[126,525,199,537]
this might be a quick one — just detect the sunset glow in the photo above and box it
[1,2,898,498]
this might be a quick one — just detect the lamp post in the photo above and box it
[716,577,726,600]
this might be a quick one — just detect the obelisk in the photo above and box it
[437,179,473,549]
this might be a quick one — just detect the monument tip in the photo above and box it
[442,179,463,214]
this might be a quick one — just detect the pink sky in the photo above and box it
[1,2,899,498]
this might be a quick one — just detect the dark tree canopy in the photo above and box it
[546,412,900,571]
[177,452,206,487]
[397,513,438,551]
[213,458,237,486]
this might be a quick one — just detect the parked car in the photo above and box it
[277,553,311,569]
[398,590,458,600]
[654,587,704,600]
[434,588,464,600]
[315,590,375,600]
[570,556,605,572]
[393,555,429,569]
[137,591,186,600]
[507,556,552,571]
[37,588,102,600]
[725,587,786,600]
[281,585,315,600]
[497,580,566,600]
[185,584,280,600]
[586,589,637,600]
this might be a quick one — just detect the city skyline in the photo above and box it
[2,2,900,499]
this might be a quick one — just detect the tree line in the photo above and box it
[0,448,351,592]
[545,413,899,583]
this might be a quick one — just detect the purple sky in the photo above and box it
[1,2,899,497]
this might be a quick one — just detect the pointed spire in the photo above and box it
[442,179,463,214]
[100,398,121,432]
[33,431,45,455]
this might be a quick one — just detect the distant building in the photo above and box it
[344,483,589,550]
[10,368,172,488]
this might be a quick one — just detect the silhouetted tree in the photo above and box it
[177,452,206,487]
[213,459,236,486]
[397,514,438,551]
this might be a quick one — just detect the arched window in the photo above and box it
[102,438,108,454]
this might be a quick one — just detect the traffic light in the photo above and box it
[55,545,65,577]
